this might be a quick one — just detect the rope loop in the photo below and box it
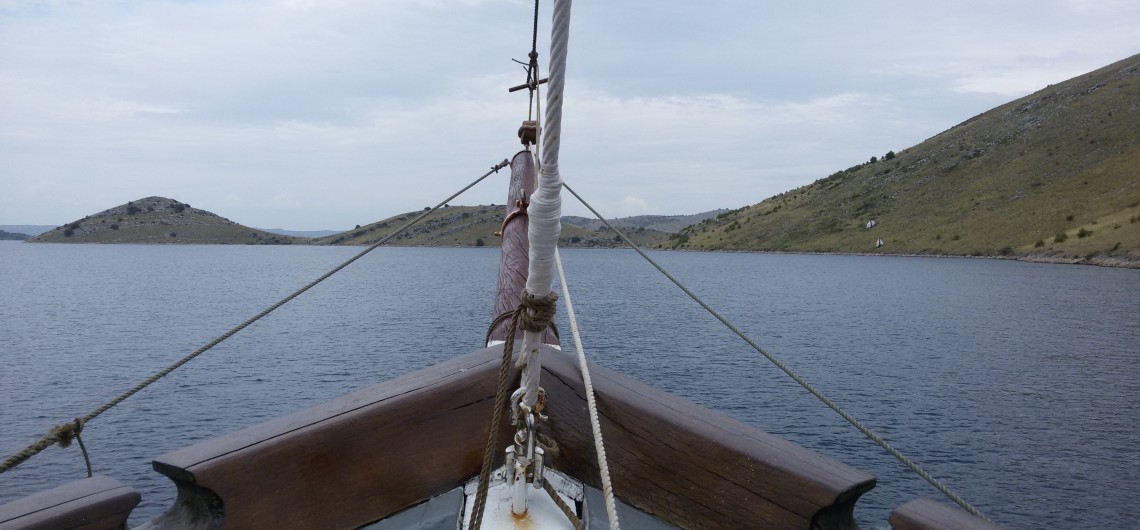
[50,418,85,449]
[470,290,559,530]
[484,306,558,347]
[518,290,558,332]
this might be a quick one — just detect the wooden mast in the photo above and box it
[487,150,558,346]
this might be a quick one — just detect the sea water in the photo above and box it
[0,241,1137,529]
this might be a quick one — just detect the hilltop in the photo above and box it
[0,230,29,241]
[17,196,710,248]
[674,54,1140,267]
[312,205,673,248]
[562,209,729,234]
[29,197,309,245]
[0,225,53,237]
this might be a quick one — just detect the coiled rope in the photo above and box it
[0,159,510,476]
[554,248,621,529]
[561,182,990,521]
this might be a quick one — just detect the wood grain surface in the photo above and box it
[148,345,877,529]
[0,475,140,530]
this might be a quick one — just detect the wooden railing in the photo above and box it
[890,498,1008,530]
[141,345,876,529]
[0,475,139,530]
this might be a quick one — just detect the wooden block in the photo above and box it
[890,498,1007,530]
[0,475,140,530]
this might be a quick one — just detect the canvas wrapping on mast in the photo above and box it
[516,0,571,412]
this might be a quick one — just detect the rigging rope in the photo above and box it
[516,0,570,421]
[468,291,558,530]
[527,0,541,120]
[541,479,585,530]
[75,433,92,478]
[554,248,621,530]
[561,182,990,522]
[0,160,511,476]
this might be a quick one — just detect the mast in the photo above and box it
[488,151,558,346]
[506,0,573,518]
[516,0,571,415]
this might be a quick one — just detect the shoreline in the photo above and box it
[658,246,1140,269]
[9,239,1139,270]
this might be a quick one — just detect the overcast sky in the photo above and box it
[1,0,1137,230]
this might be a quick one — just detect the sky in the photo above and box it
[1,1,1137,230]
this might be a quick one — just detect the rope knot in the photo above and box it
[518,290,558,332]
[51,418,85,449]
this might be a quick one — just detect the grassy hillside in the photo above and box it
[563,209,730,234]
[30,196,308,245]
[676,54,1140,267]
[312,205,672,248]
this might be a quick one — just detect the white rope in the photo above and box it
[554,248,621,530]
[518,0,573,411]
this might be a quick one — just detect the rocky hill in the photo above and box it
[675,54,1140,267]
[0,225,53,237]
[562,209,729,234]
[312,205,672,248]
[29,197,309,245]
[0,230,29,241]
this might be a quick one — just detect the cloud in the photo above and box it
[609,196,649,218]
[1,0,1138,228]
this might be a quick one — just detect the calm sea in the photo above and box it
[0,241,1137,529]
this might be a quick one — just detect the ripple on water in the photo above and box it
[0,243,1137,529]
